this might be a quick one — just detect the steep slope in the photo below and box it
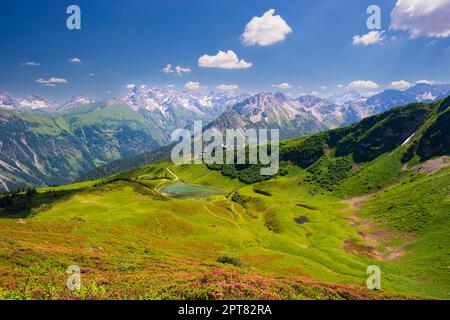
[208,92,327,140]
[0,103,160,191]
[341,83,450,124]
[123,87,249,145]
[209,97,446,190]
[297,95,343,128]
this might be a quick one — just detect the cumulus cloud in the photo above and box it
[36,77,68,87]
[347,80,379,90]
[390,80,413,90]
[241,9,292,46]
[337,84,344,88]
[198,50,252,69]
[185,81,201,90]
[162,64,191,75]
[416,79,436,84]
[21,61,40,66]
[162,64,174,74]
[175,66,191,75]
[216,84,239,91]
[352,31,385,46]
[68,57,82,63]
[320,86,327,91]
[272,83,292,90]
[390,0,450,38]
[126,83,136,89]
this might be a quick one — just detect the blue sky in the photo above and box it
[0,0,449,102]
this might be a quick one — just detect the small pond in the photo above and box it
[294,216,309,224]
[160,183,224,198]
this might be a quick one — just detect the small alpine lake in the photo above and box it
[160,183,224,198]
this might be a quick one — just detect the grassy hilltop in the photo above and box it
[0,98,449,300]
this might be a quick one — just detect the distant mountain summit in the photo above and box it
[0,91,17,110]
[208,92,326,139]
[58,95,95,112]
[122,86,247,117]
[18,95,59,111]
[341,83,450,122]
[327,90,364,105]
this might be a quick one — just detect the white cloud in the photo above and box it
[126,83,136,89]
[337,84,344,88]
[21,61,40,66]
[352,31,385,46]
[68,57,82,63]
[272,82,292,90]
[216,84,239,91]
[162,64,174,74]
[198,50,252,69]
[175,66,191,76]
[390,80,413,90]
[416,79,435,85]
[162,64,192,75]
[241,9,292,46]
[88,73,95,77]
[347,80,379,90]
[391,0,450,38]
[320,86,327,91]
[311,91,319,96]
[185,81,201,90]
[166,84,175,88]
[36,77,68,87]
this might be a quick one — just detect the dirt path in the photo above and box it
[228,190,245,222]
[341,194,373,211]
[203,205,240,228]
[154,179,170,192]
[166,168,179,181]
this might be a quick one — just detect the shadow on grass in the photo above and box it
[0,188,85,219]
[0,178,168,219]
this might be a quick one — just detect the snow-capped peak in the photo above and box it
[18,95,58,111]
[59,95,95,111]
[122,86,247,118]
[0,91,18,110]
[327,90,363,105]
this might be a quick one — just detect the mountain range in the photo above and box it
[1,83,450,192]
[1,96,448,299]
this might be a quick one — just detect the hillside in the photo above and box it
[0,98,448,300]
[0,103,160,192]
